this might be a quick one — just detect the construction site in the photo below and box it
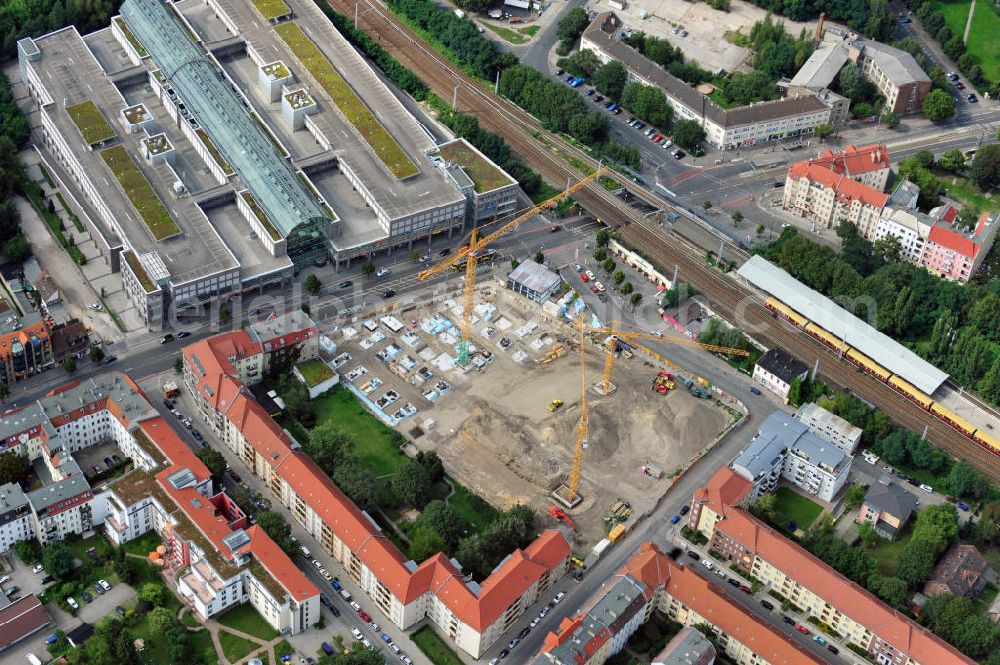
[328,275,740,547]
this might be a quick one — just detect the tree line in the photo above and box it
[759,225,1000,406]
[0,72,32,263]
[0,0,121,60]
[741,0,896,43]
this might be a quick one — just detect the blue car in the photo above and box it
[571,77,585,87]
[670,515,681,525]
[956,501,970,512]
[381,633,392,643]
[565,74,575,84]
[749,386,762,395]
[331,579,342,591]
[321,642,334,656]
[46,634,59,645]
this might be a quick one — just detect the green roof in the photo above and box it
[296,359,333,387]
[100,145,180,240]
[241,191,282,241]
[437,140,512,193]
[114,17,148,57]
[250,0,291,21]
[66,100,116,145]
[123,250,157,293]
[196,128,234,176]
[275,22,419,180]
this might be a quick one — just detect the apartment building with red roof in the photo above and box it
[689,467,976,665]
[0,366,320,636]
[782,144,891,232]
[918,212,999,283]
[531,542,825,665]
[182,315,571,657]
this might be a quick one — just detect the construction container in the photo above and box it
[641,462,663,479]
[592,538,612,558]
[608,523,626,543]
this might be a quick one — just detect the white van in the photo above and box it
[26,654,42,665]
[340,589,352,601]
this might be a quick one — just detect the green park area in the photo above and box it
[217,603,279,640]
[772,487,823,532]
[936,0,1000,83]
[411,627,465,665]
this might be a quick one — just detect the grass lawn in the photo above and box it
[275,22,419,179]
[66,100,115,144]
[940,174,999,214]
[297,359,334,387]
[250,0,290,19]
[190,630,218,665]
[772,487,823,532]
[866,530,913,576]
[217,604,279,641]
[64,533,115,562]
[935,0,1000,83]
[447,482,496,532]
[274,639,293,660]
[180,609,202,629]
[100,145,180,240]
[123,530,162,557]
[481,22,527,44]
[218,630,259,663]
[518,25,540,36]
[972,582,999,615]
[310,387,408,476]
[436,140,510,193]
[411,627,464,665]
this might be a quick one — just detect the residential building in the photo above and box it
[918,211,999,283]
[507,260,562,303]
[731,411,852,503]
[581,13,837,150]
[871,207,932,262]
[857,478,919,540]
[0,276,52,386]
[751,347,808,402]
[182,320,571,658]
[0,367,319,635]
[0,596,51,652]
[531,542,824,665]
[652,627,716,665]
[17,0,515,328]
[787,29,930,115]
[923,544,993,598]
[794,402,862,454]
[689,467,973,664]
[782,145,891,231]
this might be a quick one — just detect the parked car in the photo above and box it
[32,564,44,574]
[670,515,680,524]
[593,95,604,103]
[320,594,331,607]
[383,290,396,299]
[727,578,740,588]
[739,584,751,593]
[553,592,565,604]
[160,334,174,344]
[67,597,79,610]
[518,627,531,639]
[6,586,20,597]
[686,550,699,559]
[359,610,372,622]
[89,303,101,310]
[116,605,127,616]
[795,624,809,635]
[957,501,970,512]
[749,386,762,395]
[93,582,105,595]
[40,575,54,585]
[227,469,241,482]
[672,150,686,159]
[782,615,795,625]
[679,505,690,516]
[331,579,342,591]
[760,600,774,611]
[507,638,519,649]
[813,635,827,646]
[919,484,934,493]
[330,605,340,617]
[46,634,59,645]
[827,644,839,654]
[375,267,391,278]
[968,94,978,102]
[352,628,364,640]
[177,331,191,338]
[192,430,203,441]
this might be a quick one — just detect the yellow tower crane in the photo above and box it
[586,324,750,395]
[567,316,589,504]
[418,166,607,364]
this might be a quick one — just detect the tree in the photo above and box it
[702,200,712,210]
[620,282,634,295]
[870,574,909,607]
[947,460,989,500]
[556,49,601,78]
[922,89,956,121]
[896,541,937,588]
[620,82,673,126]
[139,582,167,606]
[332,462,378,512]
[752,492,777,522]
[602,258,615,273]
[943,34,965,60]
[147,606,174,636]
[196,447,226,487]
[969,144,1000,191]
[63,358,76,374]
[591,61,628,100]
[568,112,609,144]
[304,273,321,295]
[3,235,30,262]
[844,482,868,510]
[307,422,355,471]
[0,451,28,486]
[672,119,706,151]
[938,148,965,173]
[255,511,297,556]
[393,458,434,509]
[174,357,183,374]
[612,269,625,285]
[15,540,35,564]
[361,260,376,278]
[42,542,74,580]
[89,346,105,363]
[857,521,881,548]
[880,111,899,128]
[409,524,446,562]
[556,7,590,50]
[911,503,958,554]
[534,250,545,264]
[630,292,643,306]
[595,229,610,247]
[731,211,744,226]
[415,500,467,546]
[415,451,445,483]
[979,356,1000,404]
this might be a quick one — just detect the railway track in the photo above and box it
[322,0,1000,481]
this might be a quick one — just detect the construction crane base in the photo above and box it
[551,484,584,509]
[592,382,617,396]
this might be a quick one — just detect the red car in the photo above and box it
[590,286,599,293]
[227,469,241,483]
[652,133,663,142]
[580,273,589,282]
[739,584,751,593]
[549,225,561,232]
[795,624,809,635]
[359,610,371,622]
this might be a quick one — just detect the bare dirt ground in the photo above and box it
[330,281,733,549]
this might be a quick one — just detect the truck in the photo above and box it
[591,538,611,559]
[608,523,626,543]
[161,381,179,398]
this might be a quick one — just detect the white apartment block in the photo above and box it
[871,208,931,262]
[794,402,863,454]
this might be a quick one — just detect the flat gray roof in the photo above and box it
[27,474,91,513]
[25,27,239,284]
[789,41,848,90]
[733,411,849,478]
[508,260,561,295]
[738,255,948,395]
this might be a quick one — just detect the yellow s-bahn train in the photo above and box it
[763,295,1000,457]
